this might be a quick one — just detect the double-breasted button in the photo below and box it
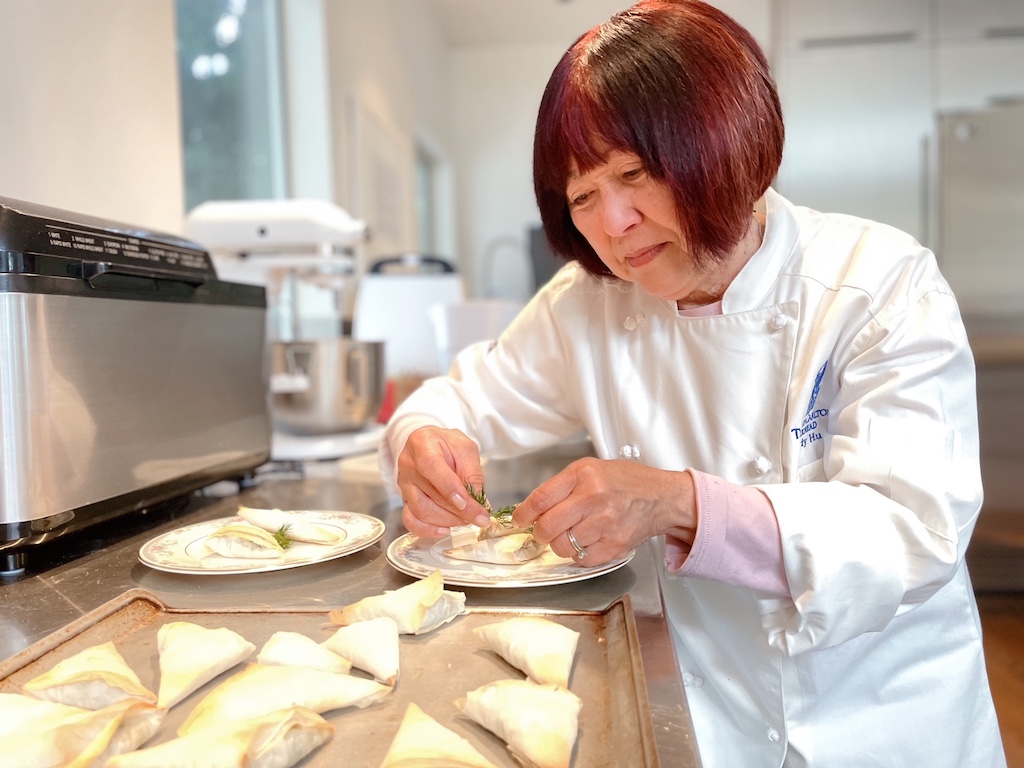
[769,314,787,333]
[767,727,781,743]
[620,444,641,460]
[751,456,772,476]
[623,312,646,331]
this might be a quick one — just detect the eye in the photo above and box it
[622,167,645,181]
[568,191,590,208]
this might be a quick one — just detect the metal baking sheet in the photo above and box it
[0,588,659,767]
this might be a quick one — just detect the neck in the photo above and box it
[675,213,765,310]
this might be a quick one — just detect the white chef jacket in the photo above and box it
[382,188,1006,767]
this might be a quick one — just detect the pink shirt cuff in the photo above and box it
[664,469,790,596]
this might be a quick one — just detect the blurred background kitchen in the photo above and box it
[1,0,1022,756]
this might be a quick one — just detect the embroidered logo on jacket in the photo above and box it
[791,361,829,448]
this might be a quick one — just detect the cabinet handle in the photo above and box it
[983,27,1024,40]
[802,31,917,50]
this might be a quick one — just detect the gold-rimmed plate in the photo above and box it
[139,511,385,575]
[386,532,633,588]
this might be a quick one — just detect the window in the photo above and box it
[175,0,287,213]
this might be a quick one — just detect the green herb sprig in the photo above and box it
[465,483,520,528]
[273,524,294,550]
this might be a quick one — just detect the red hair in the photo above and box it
[533,0,784,276]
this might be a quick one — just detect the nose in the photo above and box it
[600,188,642,237]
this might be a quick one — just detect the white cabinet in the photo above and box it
[935,0,1024,111]
[784,0,929,44]
[934,0,1024,42]
[774,0,933,244]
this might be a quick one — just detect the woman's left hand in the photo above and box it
[512,457,698,566]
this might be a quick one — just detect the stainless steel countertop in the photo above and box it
[0,452,699,767]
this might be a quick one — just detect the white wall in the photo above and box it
[450,42,567,299]
[0,0,184,234]
[322,0,454,265]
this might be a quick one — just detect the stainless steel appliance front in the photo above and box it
[0,195,271,562]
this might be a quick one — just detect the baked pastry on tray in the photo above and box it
[321,616,399,685]
[106,705,332,768]
[380,702,500,768]
[329,569,466,635]
[457,679,582,768]
[178,663,390,736]
[0,693,164,768]
[22,640,156,709]
[157,621,256,709]
[474,617,580,688]
[257,630,352,675]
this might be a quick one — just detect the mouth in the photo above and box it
[624,243,664,269]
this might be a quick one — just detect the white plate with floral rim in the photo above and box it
[385,532,634,588]
[139,511,386,575]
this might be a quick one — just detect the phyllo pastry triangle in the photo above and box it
[157,621,256,709]
[107,706,332,768]
[258,630,352,674]
[178,663,390,736]
[22,640,156,709]
[457,679,582,768]
[328,569,466,635]
[379,702,500,768]
[204,523,285,559]
[238,506,345,545]
[0,694,164,768]
[321,616,399,685]
[443,533,548,564]
[473,617,580,688]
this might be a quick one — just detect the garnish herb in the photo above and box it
[273,524,294,550]
[465,483,521,528]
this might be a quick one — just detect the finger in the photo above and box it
[555,527,589,561]
[560,533,622,568]
[512,473,575,530]
[403,486,469,531]
[420,453,490,527]
[401,503,454,539]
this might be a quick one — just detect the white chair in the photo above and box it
[351,272,466,379]
[428,298,524,372]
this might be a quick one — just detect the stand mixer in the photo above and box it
[185,199,387,462]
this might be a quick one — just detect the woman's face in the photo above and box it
[566,150,728,306]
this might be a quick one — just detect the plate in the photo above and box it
[386,533,634,588]
[139,511,386,575]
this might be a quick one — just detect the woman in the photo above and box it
[382,1,1006,765]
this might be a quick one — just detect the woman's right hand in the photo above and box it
[395,426,492,538]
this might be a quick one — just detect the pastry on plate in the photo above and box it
[443,532,548,565]
[0,694,164,768]
[474,617,580,688]
[107,706,332,768]
[321,616,399,685]
[379,702,500,768]
[257,631,352,674]
[204,523,286,559]
[238,506,345,546]
[22,640,156,709]
[178,663,390,736]
[157,621,256,709]
[457,679,582,768]
[328,569,466,635]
